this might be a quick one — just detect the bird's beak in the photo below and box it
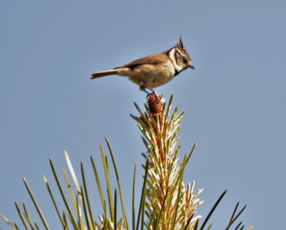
[189,65,195,70]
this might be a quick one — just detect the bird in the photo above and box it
[91,37,195,93]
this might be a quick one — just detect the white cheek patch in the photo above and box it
[169,48,184,72]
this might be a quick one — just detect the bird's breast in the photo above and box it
[127,60,176,88]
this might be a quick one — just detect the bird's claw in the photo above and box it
[143,88,155,98]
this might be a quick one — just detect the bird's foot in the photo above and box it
[142,87,155,98]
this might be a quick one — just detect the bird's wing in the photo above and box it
[115,54,170,70]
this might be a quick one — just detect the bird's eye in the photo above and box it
[183,59,188,64]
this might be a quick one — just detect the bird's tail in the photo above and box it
[91,69,119,79]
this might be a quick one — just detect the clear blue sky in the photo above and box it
[1,1,285,229]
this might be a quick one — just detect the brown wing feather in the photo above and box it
[115,53,170,70]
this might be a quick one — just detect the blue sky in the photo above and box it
[1,1,285,229]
